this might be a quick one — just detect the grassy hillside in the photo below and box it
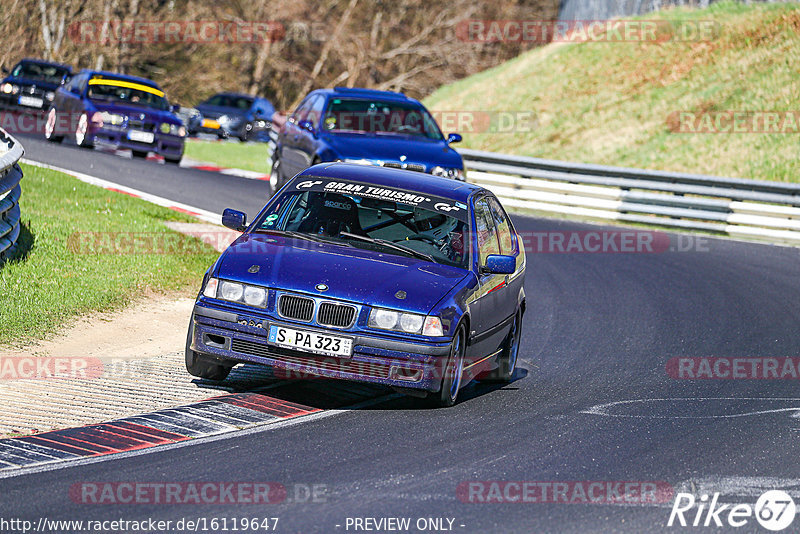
[424,1,800,181]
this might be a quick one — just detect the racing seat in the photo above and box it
[297,193,364,237]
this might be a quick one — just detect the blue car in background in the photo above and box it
[44,70,186,164]
[193,92,275,142]
[0,58,72,112]
[270,87,465,191]
[186,163,525,407]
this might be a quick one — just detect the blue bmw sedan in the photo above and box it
[44,70,186,164]
[187,163,525,407]
[270,87,465,191]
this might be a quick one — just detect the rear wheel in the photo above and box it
[269,158,283,193]
[44,108,63,143]
[131,150,149,159]
[429,325,466,408]
[185,317,232,381]
[165,155,182,165]
[480,310,522,383]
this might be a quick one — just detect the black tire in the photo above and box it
[269,157,283,193]
[429,325,466,408]
[480,310,522,383]
[165,155,182,165]
[44,108,64,143]
[131,150,149,159]
[185,318,232,381]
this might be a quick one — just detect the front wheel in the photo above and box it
[164,155,182,165]
[429,326,466,407]
[131,150,149,159]
[185,319,232,381]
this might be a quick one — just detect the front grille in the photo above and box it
[20,85,46,97]
[382,162,426,173]
[278,295,315,322]
[317,302,356,328]
[231,339,390,379]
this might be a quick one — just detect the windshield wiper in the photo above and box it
[339,232,435,263]
[253,229,353,247]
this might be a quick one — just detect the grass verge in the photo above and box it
[0,164,219,346]
[424,1,800,182]
[183,139,272,174]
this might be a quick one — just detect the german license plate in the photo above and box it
[18,95,43,108]
[268,325,352,358]
[128,130,155,143]
[202,119,220,129]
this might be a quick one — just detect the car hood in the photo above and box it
[321,132,463,170]
[3,76,61,91]
[196,105,246,120]
[216,234,468,314]
[92,102,180,124]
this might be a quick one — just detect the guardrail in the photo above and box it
[0,128,25,260]
[460,148,800,245]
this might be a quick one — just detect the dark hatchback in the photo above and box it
[0,58,72,112]
[270,87,465,191]
[44,70,186,163]
[193,92,275,141]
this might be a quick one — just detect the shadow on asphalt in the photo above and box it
[191,364,529,412]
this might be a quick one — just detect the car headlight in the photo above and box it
[203,278,268,308]
[431,166,465,181]
[1,83,18,95]
[368,307,443,336]
[45,91,55,101]
[92,111,125,127]
[161,123,185,136]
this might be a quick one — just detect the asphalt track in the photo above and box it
[4,134,800,533]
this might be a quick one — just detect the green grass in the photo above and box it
[183,139,272,174]
[0,164,219,346]
[424,1,800,181]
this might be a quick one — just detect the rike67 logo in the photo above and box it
[668,490,796,531]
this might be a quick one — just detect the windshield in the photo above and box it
[87,79,170,111]
[254,190,468,269]
[202,94,254,110]
[323,98,443,140]
[11,61,68,83]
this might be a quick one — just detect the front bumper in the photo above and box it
[190,303,452,392]
[0,93,50,112]
[90,126,185,157]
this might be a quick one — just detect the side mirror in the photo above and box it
[1,67,9,75]
[298,120,314,133]
[222,208,247,232]
[481,254,515,275]
[171,104,181,113]
[446,133,462,144]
